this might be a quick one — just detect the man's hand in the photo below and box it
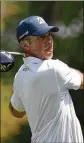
[9,102,26,118]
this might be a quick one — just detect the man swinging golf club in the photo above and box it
[9,16,84,143]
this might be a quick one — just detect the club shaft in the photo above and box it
[1,51,25,57]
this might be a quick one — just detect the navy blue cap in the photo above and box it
[16,16,59,42]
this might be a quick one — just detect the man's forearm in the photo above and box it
[78,72,84,89]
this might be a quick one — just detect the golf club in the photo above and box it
[0,50,25,72]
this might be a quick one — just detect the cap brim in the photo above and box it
[31,26,59,36]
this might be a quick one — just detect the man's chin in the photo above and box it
[45,53,53,60]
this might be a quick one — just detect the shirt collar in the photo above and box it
[23,56,43,66]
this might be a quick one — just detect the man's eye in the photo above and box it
[37,37,41,40]
[36,33,51,40]
[41,33,51,38]
[41,35,46,38]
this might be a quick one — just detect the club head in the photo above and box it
[0,51,15,72]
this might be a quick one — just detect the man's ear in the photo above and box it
[20,40,31,51]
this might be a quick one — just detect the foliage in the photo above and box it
[1,83,28,142]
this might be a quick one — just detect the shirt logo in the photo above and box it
[37,17,45,24]
[23,67,29,71]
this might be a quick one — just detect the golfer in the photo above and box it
[9,16,84,143]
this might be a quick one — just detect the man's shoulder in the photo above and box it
[47,59,64,67]
[47,59,68,72]
[14,63,33,82]
[50,59,66,64]
[14,65,25,81]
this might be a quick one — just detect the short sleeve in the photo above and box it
[10,74,25,112]
[54,60,81,90]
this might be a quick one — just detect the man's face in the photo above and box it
[26,32,54,60]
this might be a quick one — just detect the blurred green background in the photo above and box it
[1,1,84,143]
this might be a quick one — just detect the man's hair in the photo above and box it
[21,36,32,45]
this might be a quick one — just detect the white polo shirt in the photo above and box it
[11,57,83,143]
